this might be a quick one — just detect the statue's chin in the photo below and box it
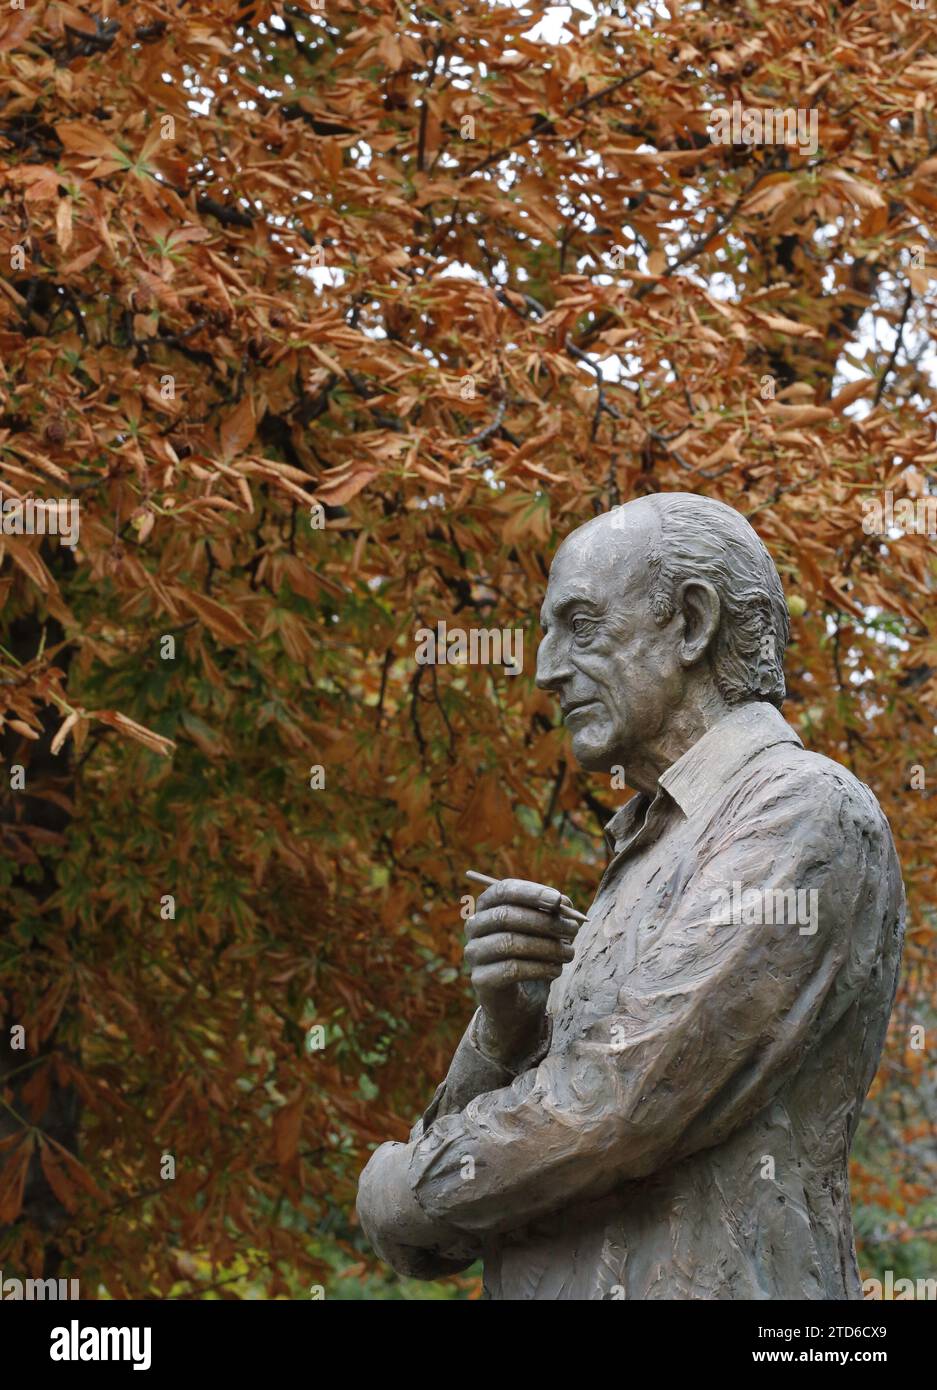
[569,730,616,773]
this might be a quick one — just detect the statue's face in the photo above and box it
[536,514,687,773]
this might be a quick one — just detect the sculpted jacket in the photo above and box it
[364,702,905,1300]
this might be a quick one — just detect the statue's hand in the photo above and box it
[466,877,578,1068]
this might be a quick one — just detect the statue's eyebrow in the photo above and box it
[551,593,603,621]
[540,589,603,628]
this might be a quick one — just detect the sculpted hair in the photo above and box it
[643,493,790,707]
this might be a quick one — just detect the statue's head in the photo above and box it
[536,493,790,776]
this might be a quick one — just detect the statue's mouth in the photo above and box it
[563,700,600,721]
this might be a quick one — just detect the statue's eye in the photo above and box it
[570,615,596,637]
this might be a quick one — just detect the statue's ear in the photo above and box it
[676,580,720,666]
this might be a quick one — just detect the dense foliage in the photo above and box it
[0,0,934,1297]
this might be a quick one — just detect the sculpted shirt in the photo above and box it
[399,702,905,1299]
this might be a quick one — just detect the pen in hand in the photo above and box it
[465,870,588,925]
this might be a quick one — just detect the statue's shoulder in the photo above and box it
[771,735,899,860]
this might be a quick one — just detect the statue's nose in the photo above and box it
[536,635,570,691]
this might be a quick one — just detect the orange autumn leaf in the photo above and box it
[174,588,254,646]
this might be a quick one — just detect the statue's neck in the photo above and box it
[624,687,732,796]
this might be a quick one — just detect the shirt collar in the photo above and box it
[603,702,802,853]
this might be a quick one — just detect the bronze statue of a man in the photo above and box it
[356,493,905,1300]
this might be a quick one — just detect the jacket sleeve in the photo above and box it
[357,1013,553,1278]
[408,1008,553,1142]
[404,763,902,1238]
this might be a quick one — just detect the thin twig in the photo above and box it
[873,284,914,406]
